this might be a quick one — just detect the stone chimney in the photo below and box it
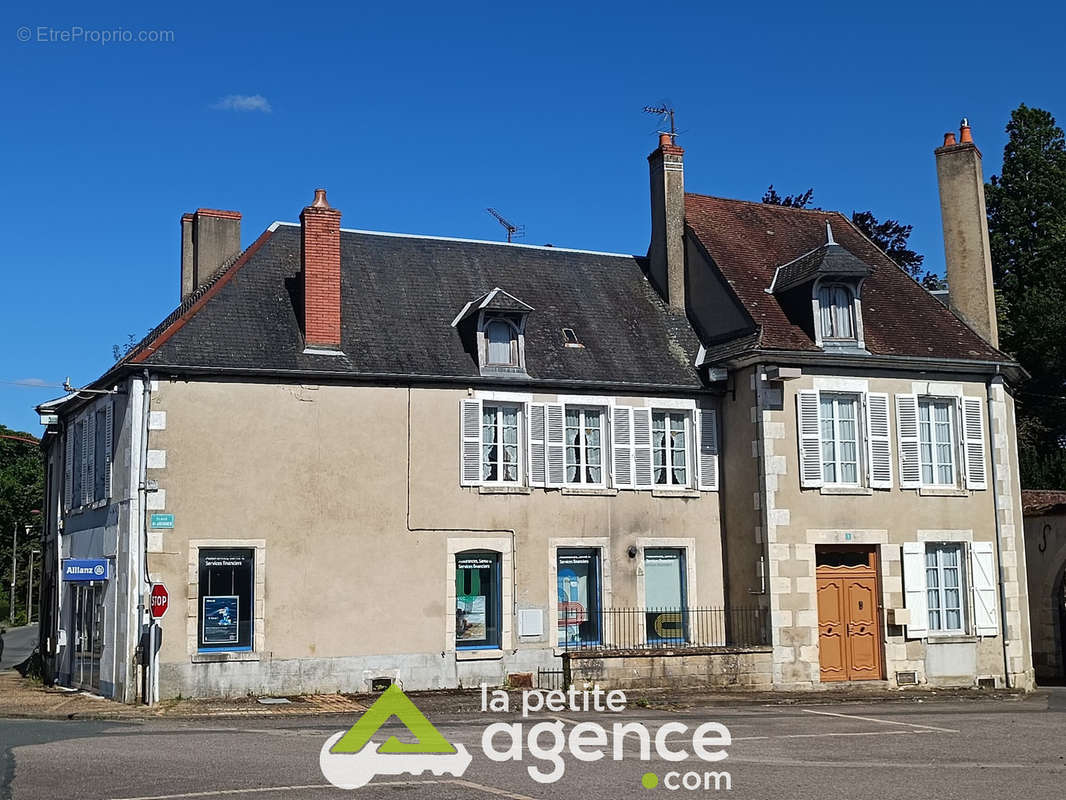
[180,209,241,300]
[647,132,686,310]
[300,188,342,350]
[935,118,999,346]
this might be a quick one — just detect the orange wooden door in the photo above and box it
[816,577,847,681]
[816,549,884,681]
[843,576,882,679]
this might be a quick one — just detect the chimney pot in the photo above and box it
[658,132,673,148]
[312,188,330,209]
[943,131,957,147]
[959,119,973,144]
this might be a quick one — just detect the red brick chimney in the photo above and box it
[300,189,342,349]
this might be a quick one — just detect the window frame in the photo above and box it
[918,397,958,488]
[563,405,607,487]
[817,283,856,341]
[196,547,256,653]
[454,550,503,651]
[819,392,863,487]
[480,402,523,485]
[925,542,967,635]
[556,547,603,646]
[652,409,692,488]
[484,317,519,366]
[643,547,689,643]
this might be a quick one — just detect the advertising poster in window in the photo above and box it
[455,555,493,643]
[557,550,596,645]
[202,596,240,645]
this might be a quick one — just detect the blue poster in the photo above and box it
[202,596,239,645]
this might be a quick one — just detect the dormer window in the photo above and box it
[485,318,519,366]
[818,284,855,340]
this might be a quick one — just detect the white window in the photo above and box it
[818,284,855,340]
[481,403,521,483]
[564,407,604,485]
[926,543,965,633]
[484,319,518,366]
[919,398,956,486]
[652,411,689,486]
[820,393,860,485]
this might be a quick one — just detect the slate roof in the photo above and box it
[125,224,702,390]
[685,194,1013,365]
[769,242,873,294]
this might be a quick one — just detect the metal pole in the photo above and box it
[28,550,39,625]
[9,522,16,625]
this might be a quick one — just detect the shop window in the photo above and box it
[455,551,502,650]
[557,548,602,646]
[644,548,687,642]
[198,548,255,652]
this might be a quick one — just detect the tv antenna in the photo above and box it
[486,208,525,243]
[643,104,676,141]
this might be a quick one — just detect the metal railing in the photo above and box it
[558,606,769,651]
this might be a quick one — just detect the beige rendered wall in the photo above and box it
[748,367,1033,689]
[142,379,724,697]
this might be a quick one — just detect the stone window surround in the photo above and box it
[446,536,513,660]
[187,538,266,663]
[634,536,698,611]
[548,537,612,655]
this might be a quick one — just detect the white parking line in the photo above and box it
[801,708,959,733]
[735,728,939,741]
[111,778,539,800]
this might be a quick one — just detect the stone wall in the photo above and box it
[564,648,773,690]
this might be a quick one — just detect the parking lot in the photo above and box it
[4,688,1066,800]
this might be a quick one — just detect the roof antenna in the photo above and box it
[825,219,837,246]
[486,208,525,243]
[643,104,676,143]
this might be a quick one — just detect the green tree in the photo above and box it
[0,425,44,624]
[986,104,1066,488]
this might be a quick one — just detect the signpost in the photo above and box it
[150,583,169,619]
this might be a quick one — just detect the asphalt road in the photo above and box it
[3,689,1066,800]
[0,625,36,671]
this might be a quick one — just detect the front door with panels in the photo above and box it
[816,546,883,681]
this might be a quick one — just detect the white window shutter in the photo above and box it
[545,403,566,487]
[865,392,893,489]
[83,414,95,506]
[611,406,633,489]
[796,390,823,488]
[459,399,482,486]
[902,541,928,638]
[962,397,988,490]
[528,403,546,487]
[631,407,654,488]
[104,401,114,500]
[895,394,921,489]
[970,541,999,636]
[696,408,719,491]
[64,426,74,512]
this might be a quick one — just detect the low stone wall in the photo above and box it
[564,647,773,690]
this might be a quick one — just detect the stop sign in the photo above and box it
[150,583,169,619]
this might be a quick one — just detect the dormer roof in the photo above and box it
[768,239,874,294]
[451,287,534,328]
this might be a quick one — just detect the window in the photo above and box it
[564,407,604,485]
[198,548,255,651]
[71,420,84,508]
[919,398,956,486]
[818,284,854,339]
[557,548,601,646]
[820,394,860,485]
[93,407,107,502]
[926,543,965,633]
[455,551,502,649]
[652,411,689,486]
[485,318,517,366]
[481,404,520,483]
[644,548,687,642]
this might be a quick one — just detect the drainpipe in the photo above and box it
[986,368,1012,689]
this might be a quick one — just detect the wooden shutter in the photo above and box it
[64,425,74,511]
[865,392,893,489]
[611,406,633,488]
[104,400,114,499]
[459,399,482,486]
[895,394,921,489]
[970,541,999,636]
[545,403,566,486]
[631,407,654,488]
[696,408,719,491]
[83,414,95,506]
[528,403,546,487]
[902,541,928,638]
[796,390,823,488]
[962,397,988,490]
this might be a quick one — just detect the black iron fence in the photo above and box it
[558,606,769,651]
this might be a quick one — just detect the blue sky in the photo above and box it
[1,1,1063,433]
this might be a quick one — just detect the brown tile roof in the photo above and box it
[684,194,1012,364]
[1022,489,1066,515]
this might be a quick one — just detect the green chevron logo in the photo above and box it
[330,684,456,754]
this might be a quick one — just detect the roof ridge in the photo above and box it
[685,192,850,217]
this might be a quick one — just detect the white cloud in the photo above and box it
[211,94,272,113]
[14,377,51,387]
